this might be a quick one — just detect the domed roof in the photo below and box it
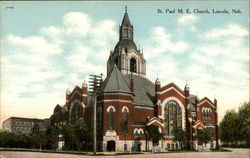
[114,39,137,52]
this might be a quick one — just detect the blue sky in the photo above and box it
[0,1,249,125]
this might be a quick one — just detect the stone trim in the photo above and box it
[161,97,186,130]
[107,106,116,112]
[134,105,154,110]
[157,87,185,98]
[198,100,215,108]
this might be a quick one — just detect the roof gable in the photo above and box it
[198,97,215,108]
[159,82,185,98]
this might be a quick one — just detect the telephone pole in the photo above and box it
[89,74,102,155]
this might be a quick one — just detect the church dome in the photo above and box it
[114,39,137,52]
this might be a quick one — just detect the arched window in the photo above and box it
[123,108,128,123]
[71,103,80,124]
[114,57,119,66]
[206,109,209,119]
[202,108,211,120]
[98,108,102,129]
[109,108,114,130]
[130,58,137,73]
[165,100,182,136]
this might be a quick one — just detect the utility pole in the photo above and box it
[89,74,102,155]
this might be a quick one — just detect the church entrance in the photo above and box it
[107,141,116,151]
[137,143,141,151]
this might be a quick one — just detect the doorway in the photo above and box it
[137,143,141,151]
[107,141,116,151]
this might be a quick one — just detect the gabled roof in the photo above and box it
[198,97,215,108]
[69,86,82,97]
[189,96,197,112]
[147,117,164,128]
[102,65,131,93]
[159,82,185,99]
[193,120,206,129]
[54,104,63,113]
[121,12,132,26]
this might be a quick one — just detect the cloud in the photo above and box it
[1,12,118,124]
[1,10,249,125]
[7,34,63,55]
[203,24,249,39]
[178,15,198,25]
[142,21,248,123]
[63,12,91,37]
[144,26,190,60]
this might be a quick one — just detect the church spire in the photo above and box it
[121,6,132,27]
[119,6,133,40]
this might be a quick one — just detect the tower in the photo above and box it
[107,8,146,77]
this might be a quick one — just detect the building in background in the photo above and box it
[51,9,220,151]
[2,117,49,134]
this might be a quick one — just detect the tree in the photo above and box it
[196,128,212,150]
[238,102,250,147]
[31,122,46,150]
[220,110,237,145]
[173,129,186,149]
[61,125,77,150]
[147,125,163,146]
[73,123,93,151]
[45,125,61,149]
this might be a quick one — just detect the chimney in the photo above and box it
[66,89,71,103]
[184,84,190,97]
[130,73,134,93]
[214,98,217,108]
[155,78,161,101]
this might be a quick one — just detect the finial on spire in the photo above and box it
[155,73,160,84]
[125,5,127,12]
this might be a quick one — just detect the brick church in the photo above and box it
[51,9,220,151]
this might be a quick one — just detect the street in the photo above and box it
[0,148,249,158]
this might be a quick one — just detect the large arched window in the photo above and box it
[71,103,80,124]
[165,100,182,136]
[130,58,137,73]
[109,108,114,130]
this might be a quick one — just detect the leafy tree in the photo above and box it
[196,128,213,150]
[220,110,237,145]
[61,125,77,150]
[238,102,250,147]
[173,128,186,149]
[73,123,93,151]
[220,103,249,147]
[147,125,163,146]
[45,125,61,149]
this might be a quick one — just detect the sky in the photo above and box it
[0,1,249,127]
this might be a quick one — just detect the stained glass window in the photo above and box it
[164,100,182,136]
[71,103,80,124]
